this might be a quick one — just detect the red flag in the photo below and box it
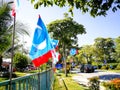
[11,0,20,17]
[12,8,16,17]
[32,50,52,67]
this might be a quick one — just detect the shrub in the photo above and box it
[116,63,120,70]
[98,64,102,69]
[108,63,118,69]
[101,65,110,70]
[103,78,120,90]
[14,53,28,71]
[88,76,100,90]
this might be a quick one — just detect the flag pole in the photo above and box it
[38,67,41,90]
[46,63,48,88]
[10,12,16,90]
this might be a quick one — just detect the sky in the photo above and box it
[7,0,120,48]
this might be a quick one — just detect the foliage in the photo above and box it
[101,64,109,70]
[108,63,118,69]
[0,3,12,32]
[88,76,100,90]
[31,0,120,17]
[3,21,30,58]
[47,16,86,49]
[114,36,120,63]
[14,53,28,70]
[94,37,115,63]
[0,3,12,55]
[116,63,120,70]
[103,78,120,90]
[47,15,86,61]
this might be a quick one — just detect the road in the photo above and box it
[71,69,120,89]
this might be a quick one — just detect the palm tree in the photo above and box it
[4,21,30,56]
[0,2,30,65]
[0,3,12,55]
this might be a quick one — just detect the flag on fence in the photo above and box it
[29,15,53,67]
[51,50,61,64]
[51,39,60,64]
[12,0,20,17]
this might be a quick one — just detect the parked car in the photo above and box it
[25,65,37,71]
[80,64,94,73]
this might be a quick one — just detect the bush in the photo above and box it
[88,76,100,90]
[103,78,120,90]
[101,65,109,70]
[116,63,120,70]
[98,65,102,69]
[14,53,28,71]
[108,63,118,69]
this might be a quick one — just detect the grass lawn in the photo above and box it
[0,72,27,82]
[107,69,120,73]
[53,72,90,90]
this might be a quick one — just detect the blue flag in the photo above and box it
[29,15,53,67]
[51,39,59,48]
[70,48,77,55]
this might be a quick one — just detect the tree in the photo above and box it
[14,53,28,71]
[76,45,94,64]
[0,3,12,56]
[0,2,30,69]
[31,0,120,17]
[94,37,115,63]
[47,14,85,76]
[115,36,120,62]
[47,15,86,52]
[4,21,30,56]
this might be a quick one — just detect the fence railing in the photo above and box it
[0,69,54,90]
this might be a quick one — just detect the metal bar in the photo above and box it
[10,13,16,90]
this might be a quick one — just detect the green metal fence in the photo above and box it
[0,69,54,90]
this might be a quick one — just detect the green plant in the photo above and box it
[14,53,28,71]
[103,78,120,90]
[98,64,102,69]
[101,65,110,70]
[116,63,120,70]
[88,76,100,90]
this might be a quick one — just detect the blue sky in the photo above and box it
[12,0,120,47]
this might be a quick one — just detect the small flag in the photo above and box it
[51,39,59,48]
[11,0,20,17]
[52,50,60,64]
[29,15,53,67]
[51,39,59,51]
[70,48,77,55]
[51,39,60,64]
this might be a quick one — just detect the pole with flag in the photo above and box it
[10,0,19,90]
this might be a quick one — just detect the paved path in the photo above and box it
[71,69,120,90]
